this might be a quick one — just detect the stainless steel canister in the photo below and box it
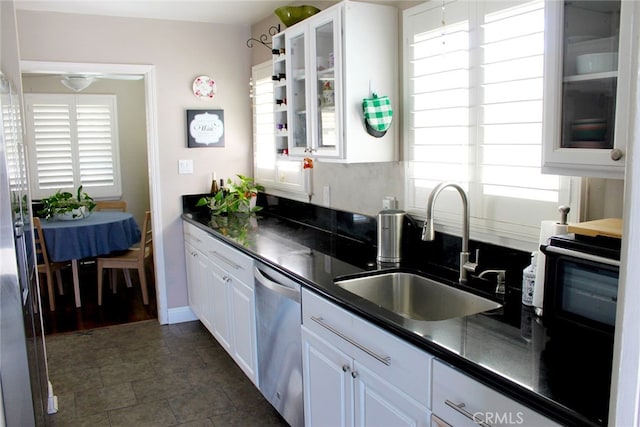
[377,209,405,263]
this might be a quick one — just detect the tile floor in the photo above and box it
[45,320,289,426]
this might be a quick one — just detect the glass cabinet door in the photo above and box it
[560,1,620,150]
[288,31,308,151]
[314,21,337,151]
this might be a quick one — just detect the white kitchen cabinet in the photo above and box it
[183,223,212,329]
[432,359,561,427]
[282,0,398,163]
[255,32,306,194]
[184,242,207,321]
[182,222,258,385]
[542,0,638,178]
[207,256,233,352]
[301,288,432,427]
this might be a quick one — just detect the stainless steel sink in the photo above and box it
[334,271,502,321]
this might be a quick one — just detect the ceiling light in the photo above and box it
[60,76,95,92]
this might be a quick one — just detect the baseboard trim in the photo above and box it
[167,306,197,324]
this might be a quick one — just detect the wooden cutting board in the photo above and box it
[568,218,622,238]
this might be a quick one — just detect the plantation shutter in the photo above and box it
[252,61,276,186]
[404,0,573,251]
[25,94,121,200]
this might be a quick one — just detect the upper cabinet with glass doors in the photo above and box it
[284,0,398,163]
[542,0,638,179]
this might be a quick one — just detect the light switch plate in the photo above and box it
[178,159,193,174]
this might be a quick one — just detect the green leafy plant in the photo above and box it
[38,185,96,219]
[196,174,265,216]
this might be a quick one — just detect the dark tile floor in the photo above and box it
[45,320,289,426]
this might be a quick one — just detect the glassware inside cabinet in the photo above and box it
[561,0,620,150]
[290,33,308,150]
[315,21,337,149]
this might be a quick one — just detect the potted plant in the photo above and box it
[38,185,96,220]
[197,174,265,216]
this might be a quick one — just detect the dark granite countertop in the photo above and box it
[182,196,611,427]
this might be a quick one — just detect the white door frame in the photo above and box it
[19,60,168,324]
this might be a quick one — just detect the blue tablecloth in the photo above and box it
[40,212,141,262]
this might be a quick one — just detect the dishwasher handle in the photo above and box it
[254,266,301,303]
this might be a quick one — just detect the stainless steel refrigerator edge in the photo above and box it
[0,70,55,425]
[254,262,304,427]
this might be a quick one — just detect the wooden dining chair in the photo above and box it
[94,200,127,212]
[33,217,70,311]
[97,211,153,305]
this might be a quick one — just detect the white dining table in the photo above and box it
[39,211,141,307]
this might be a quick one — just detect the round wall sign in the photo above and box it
[192,75,216,99]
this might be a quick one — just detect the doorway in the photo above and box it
[20,60,167,332]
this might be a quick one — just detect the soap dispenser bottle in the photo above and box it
[522,252,537,306]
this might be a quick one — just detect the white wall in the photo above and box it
[16,10,253,309]
[21,76,150,227]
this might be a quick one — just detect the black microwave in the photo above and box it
[540,233,620,338]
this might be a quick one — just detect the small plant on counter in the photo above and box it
[196,174,265,216]
[38,185,96,220]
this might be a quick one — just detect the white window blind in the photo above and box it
[252,61,276,186]
[25,94,121,200]
[2,87,27,194]
[403,0,572,251]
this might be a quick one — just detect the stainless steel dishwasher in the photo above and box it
[254,262,304,427]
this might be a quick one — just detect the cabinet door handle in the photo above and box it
[311,316,391,366]
[431,414,452,427]
[351,371,358,379]
[445,400,492,427]
[341,365,350,373]
[209,250,242,270]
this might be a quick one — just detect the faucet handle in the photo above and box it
[478,269,506,296]
[474,248,480,264]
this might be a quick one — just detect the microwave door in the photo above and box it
[560,260,618,327]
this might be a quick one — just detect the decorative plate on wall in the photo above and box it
[192,75,216,99]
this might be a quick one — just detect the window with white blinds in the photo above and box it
[403,0,572,251]
[252,61,276,186]
[2,88,27,194]
[25,94,121,200]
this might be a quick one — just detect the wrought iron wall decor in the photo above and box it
[246,25,281,50]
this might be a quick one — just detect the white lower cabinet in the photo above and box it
[183,222,258,385]
[432,359,561,427]
[301,288,432,427]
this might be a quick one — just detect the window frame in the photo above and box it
[24,93,122,200]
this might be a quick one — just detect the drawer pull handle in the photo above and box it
[311,316,391,366]
[445,400,492,427]
[209,250,242,270]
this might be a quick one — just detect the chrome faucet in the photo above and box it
[422,182,478,284]
[479,269,507,297]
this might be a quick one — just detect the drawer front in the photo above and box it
[183,221,253,284]
[205,234,254,285]
[432,360,560,427]
[302,288,356,355]
[302,288,432,408]
[183,222,211,252]
[351,310,432,408]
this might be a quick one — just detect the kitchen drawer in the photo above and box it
[184,222,253,284]
[302,288,432,408]
[204,235,253,285]
[432,359,561,427]
[351,311,432,408]
[302,288,356,349]
[183,222,211,252]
